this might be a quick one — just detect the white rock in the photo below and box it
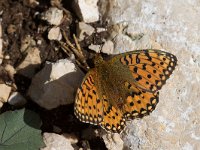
[42,133,74,150]
[0,84,12,104]
[41,7,63,26]
[73,0,99,23]
[17,47,41,78]
[96,27,106,33]
[8,92,27,106]
[102,133,124,150]
[77,22,95,41]
[37,39,42,45]
[88,44,101,53]
[4,55,10,60]
[101,40,114,54]
[48,27,62,41]
[28,59,84,110]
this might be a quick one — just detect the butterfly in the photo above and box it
[74,49,177,133]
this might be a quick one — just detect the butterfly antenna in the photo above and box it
[59,31,89,72]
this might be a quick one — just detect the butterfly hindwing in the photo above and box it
[100,96,126,133]
[74,70,126,133]
[118,49,177,92]
[74,69,103,125]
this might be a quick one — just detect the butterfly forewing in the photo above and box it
[119,49,177,92]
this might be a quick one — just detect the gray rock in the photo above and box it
[8,92,27,107]
[28,59,84,110]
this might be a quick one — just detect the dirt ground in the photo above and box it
[0,0,108,149]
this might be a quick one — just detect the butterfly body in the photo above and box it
[95,59,134,109]
[74,49,177,133]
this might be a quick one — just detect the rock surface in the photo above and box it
[102,133,124,150]
[28,59,84,110]
[99,0,200,149]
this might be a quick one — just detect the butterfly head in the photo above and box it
[94,54,104,67]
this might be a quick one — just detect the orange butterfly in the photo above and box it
[74,49,177,133]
